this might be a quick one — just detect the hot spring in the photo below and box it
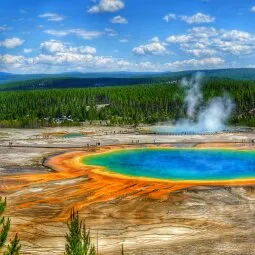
[83,148,255,181]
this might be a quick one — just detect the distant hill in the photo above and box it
[0,77,164,91]
[168,68,255,80]
[0,71,159,84]
[1,68,255,91]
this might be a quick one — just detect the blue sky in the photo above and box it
[1,0,255,73]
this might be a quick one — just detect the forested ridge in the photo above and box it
[1,68,255,86]
[0,77,168,91]
[0,78,254,128]
[2,68,255,91]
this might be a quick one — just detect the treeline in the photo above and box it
[0,84,184,128]
[0,77,169,91]
[202,79,255,126]
[2,68,255,87]
[0,79,254,128]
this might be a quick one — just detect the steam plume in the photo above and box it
[182,73,203,119]
[154,73,235,133]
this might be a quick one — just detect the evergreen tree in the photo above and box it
[4,234,21,255]
[0,198,10,249]
[65,209,96,255]
[0,198,21,255]
[0,79,254,128]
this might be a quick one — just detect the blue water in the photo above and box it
[83,148,255,181]
[63,133,84,138]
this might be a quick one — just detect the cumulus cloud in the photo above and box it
[88,0,124,13]
[163,13,176,22]
[0,37,225,73]
[180,12,215,24]
[0,54,26,69]
[133,37,168,56]
[24,48,33,54]
[38,13,65,22]
[104,28,118,37]
[0,34,228,73]
[180,46,216,57]
[40,40,66,54]
[163,12,215,24]
[164,57,224,70]
[44,29,103,40]
[251,6,255,12]
[1,50,226,73]
[110,16,128,24]
[220,30,253,41]
[40,40,96,55]
[166,26,255,56]
[0,37,25,48]
[1,40,132,73]
[166,35,192,43]
[0,37,226,73]
[190,26,218,37]
[0,53,132,73]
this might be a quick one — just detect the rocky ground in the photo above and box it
[0,126,254,255]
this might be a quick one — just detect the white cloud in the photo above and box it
[0,54,26,69]
[163,13,176,22]
[43,30,69,36]
[24,48,33,54]
[166,35,193,43]
[88,0,124,13]
[133,38,168,56]
[104,28,118,37]
[180,12,215,24]
[0,38,226,73]
[44,29,103,40]
[40,40,66,54]
[212,39,255,55]
[220,29,253,41]
[251,6,255,12]
[180,47,216,57]
[110,16,128,24]
[0,37,25,48]
[1,51,227,73]
[163,12,215,24]
[38,13,65,22]
[0,37,230,73]
[40,40,96,55]
[78,46,97,54]
[166,27,255,56]
[190,26,218,37]
[164,57,225,70]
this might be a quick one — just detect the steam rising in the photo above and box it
[155,73,235,133]
[182,73,202,119]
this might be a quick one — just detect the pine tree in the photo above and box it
[4,234,21,255]
[0,198,10,248]
[65,209,96,255]
[0,197,21,255]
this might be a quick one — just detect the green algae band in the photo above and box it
[83,149,255,181]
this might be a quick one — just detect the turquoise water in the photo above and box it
[83,148,255,181]
[63,133,84,138]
